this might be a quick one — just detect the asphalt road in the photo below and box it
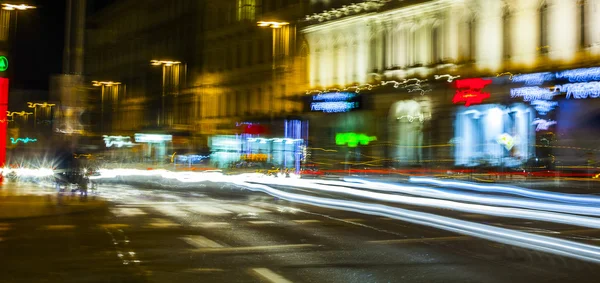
[1,182,599,283]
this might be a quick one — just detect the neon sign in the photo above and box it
[453,78,492,107]
[556,82,600,99]
[511,72,554,85]
[335,133,377,147]
[556,67,600,82]
[530,100,558,115]
[0,56,8,72]
[309,92,361,113]
[532,118,557,131]
[103,135,134,148]
[510,86,558,101]
[134,133,172,143]
[496,133,515,151]
[10,137,37,144]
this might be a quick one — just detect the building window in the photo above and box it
[502,7,511,59]
[468,17,476,62]
[236,44,242,68]
[539,2,549,54]
[432,25,441,64]
[237,0,261,21]
[579,0,587,49]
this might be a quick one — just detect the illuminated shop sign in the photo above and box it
[10,137,37,144]
[240,153,269,162]
[134,133,172,143]
[103,135,134,148]
[308,92,361,113]
[532,118,557,131]
[509,86,558,101]
[530,100,558,115]
[335,132,377,147]
[510,67,600,101]
[511,72,554,85]
[453,78,492,107]
[496,133,516,151]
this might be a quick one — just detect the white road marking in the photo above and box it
[252,268,293,283]
[40,225,76,230]
[292,219,321,224]
[185,268,224,272]
[340,218,364,222]
[99,224,129,229]
[368,236,470,244]
[181,236,224,248]
[193,222,230,228]
[185,205,233,215]
[219,204,270,214]
[154,206,188,217]
[248,221,276,225]
[193,243,315,253]
[111,207,147,217]
[147,218,180,228]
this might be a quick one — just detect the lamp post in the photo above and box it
[92,80,121,134]
[6,110,32,122]
[27,102,55,128]
[151,60,184,127]
[2,3,35,75]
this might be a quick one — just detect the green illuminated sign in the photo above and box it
[335,133,377,147]
[0,56,7,72]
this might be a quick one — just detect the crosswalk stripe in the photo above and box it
[147,218,180,228]
[100,224,129,229]
[252,268,294,283]
[154,206,188,217]
[40,225,76,230]
[368,236,470,244]
[111,208,146,217]
[185,205,233,215]
[292,219,321,224]
[181,236,224,248]
[193,243,315,253]
[218,204,270,214]
[193,222,230,228]
[248,221,276,225]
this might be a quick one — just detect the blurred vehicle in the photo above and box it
[299,164,325,178]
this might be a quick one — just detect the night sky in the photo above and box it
[12,0,115,90]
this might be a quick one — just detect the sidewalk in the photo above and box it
[0,182,107,219]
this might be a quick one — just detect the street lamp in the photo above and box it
[27,102,55,128]
[151,60,185,127]
[6,110,32,122]
[1,3,36,10]
[92,81,122,134]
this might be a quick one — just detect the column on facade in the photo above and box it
[476,0,503,71]
[511,0,540,66]
[418,18,433,66]
[444,2,461,63]
[590,0,600,54]
[548,0,578,61]
[356,24,368,84]
[384,19,393,70]
[393,23,408,68]
[307,34,318,88]
[336,34,347,86]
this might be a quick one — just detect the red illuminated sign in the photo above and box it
[241,124,269,135]
[453,78,493,107]
[0,78,8,168]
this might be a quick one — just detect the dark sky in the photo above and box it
[12,0,116,90]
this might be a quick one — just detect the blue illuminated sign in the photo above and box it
[512,72,554,86]
[308,92,361,113]
[530,100,558,115]
[511,66,600,101]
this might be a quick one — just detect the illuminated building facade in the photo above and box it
[302,0,600,167]
[86,0,201,135]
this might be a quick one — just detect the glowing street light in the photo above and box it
[151,60,184,126]
[150,60,181,67]
[92,80,121,87]
[257,21,289,28]
[1,3,35,10]
[6,110,32,122]
[27,102,55,128]
[92,81,122,134]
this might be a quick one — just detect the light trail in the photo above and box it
[246,177,600,229]
[409,177,600,205]
[336,178,600,216]
[232,180,600,263]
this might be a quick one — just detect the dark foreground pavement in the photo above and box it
[1,182,599,283]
